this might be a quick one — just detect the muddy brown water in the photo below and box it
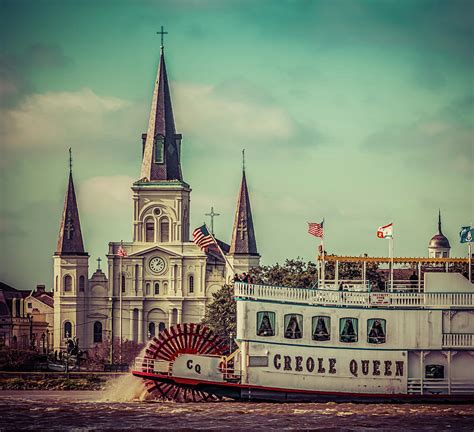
[1,390,473,431]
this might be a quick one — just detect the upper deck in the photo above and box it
[234,273,474,309]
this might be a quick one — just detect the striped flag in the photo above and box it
[117,244,127,257]
[377,223,393,239]
[308,220,324,238]
[192,224,214,250]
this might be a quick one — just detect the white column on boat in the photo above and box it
[445,262,449,273]
[448,351,452,395]
[420,350,424,395]
[418,262,422,291]
[362,261,367,289]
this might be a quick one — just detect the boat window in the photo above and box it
[256,311,275,337]
[340,318,358,343]
[312,316,330,341]
[425,365,444,379]
[284,314,303,339]
[367,318,386,344]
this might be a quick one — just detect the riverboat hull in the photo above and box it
[132,370,473,403]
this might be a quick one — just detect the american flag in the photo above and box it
[192,224,215,251]
[117,244,127,257]
[308,220,324,238]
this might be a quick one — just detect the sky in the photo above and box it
[0,0,472,290]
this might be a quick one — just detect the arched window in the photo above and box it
[146,283,150,295]
[145,219,155,242]
[121,275,126,293]
[160,217,170,242]
[154,135,164,163]
[189,275,194,293]
[64,321,72,338]
[154,282,160,295]
[79,275,85,292]
[55,276,58,292]
[93,321,102,343]
[159,322,166,333]
[148,322,155,338]
[64,275,72,292]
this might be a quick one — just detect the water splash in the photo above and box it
[99,346,152,402]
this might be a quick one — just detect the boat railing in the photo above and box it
[234,282,474,308]
[407,378,474,395]
[442,333,474,348]
[132,357,171,375]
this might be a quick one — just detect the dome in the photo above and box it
[429,234,451,249]
[428,210,451,250]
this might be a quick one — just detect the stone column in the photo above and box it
[138,309,143,344]
[168,310,173,328]
[177,308,182,324]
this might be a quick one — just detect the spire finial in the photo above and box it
[242,149,245,173]
[69,147,72,174]
[97,257,102,270]
[157,25,168,49]
[438,209,442,234]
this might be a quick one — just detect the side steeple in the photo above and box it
[140,38,183,182]
[55,149,86,256]
[229,151,258,256]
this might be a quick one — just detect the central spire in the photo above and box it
[140,31,183,182]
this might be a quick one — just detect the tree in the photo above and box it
[201,284,236,344]
[248,258,318,288]
[84,338,144,370]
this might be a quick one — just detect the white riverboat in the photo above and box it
[132,270,474,402]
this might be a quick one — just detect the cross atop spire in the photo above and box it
[157,25,168,48]
[56,150,87,256]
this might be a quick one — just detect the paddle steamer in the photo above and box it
[132,268,474,402]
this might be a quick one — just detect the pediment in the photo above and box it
[129,245,183,258]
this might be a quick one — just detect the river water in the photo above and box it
[1,375,473,431]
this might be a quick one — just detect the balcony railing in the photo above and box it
[407,378,474,395]
[234,282,474,309]
[442,333,474,348]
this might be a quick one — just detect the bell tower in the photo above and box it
[53,149,89,350]
[132,34,190,245]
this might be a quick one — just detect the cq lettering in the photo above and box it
[186,359,201,374]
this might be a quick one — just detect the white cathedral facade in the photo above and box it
[53,45,260,351]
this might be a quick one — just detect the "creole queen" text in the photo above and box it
[273,354,404,377]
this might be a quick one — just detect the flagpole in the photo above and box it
[119,240,123,364]
[469,242,472,283]
[390,237,394,291]
[205,224,235,281]
[321,238,325,289]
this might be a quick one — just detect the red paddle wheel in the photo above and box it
[141,323,227,402]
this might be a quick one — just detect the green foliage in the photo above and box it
[201,284,236,344]
[249,258,318,288]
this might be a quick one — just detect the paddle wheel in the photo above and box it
[140,323,227,402]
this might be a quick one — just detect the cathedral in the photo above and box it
[52,44,260,350]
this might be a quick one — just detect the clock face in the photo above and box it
[149,257,166,274]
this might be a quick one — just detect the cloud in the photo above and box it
[0,87,133,149]
[363,96,474,175]
[0,43,72,107]
[78,175,134,216]
[172,79,322,154]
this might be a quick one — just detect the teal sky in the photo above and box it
[1,0,473,290]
